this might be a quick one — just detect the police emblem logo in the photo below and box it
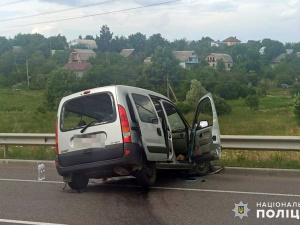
[238,206,244,214]
[232,201,250,219]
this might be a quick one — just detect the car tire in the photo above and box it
[196,161,210,176]
[134,159,157,187]
[68,174,89,190]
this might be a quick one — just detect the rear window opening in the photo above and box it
[61,92,116,131]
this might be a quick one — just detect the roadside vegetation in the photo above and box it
[1,87,300,169]
[0,25,300,168]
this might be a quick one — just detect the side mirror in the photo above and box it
[199,121,209,128]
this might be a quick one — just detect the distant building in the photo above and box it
[63,49,96,77]
[211,41,226,47]
[173,51,199,69]
[51,50,64,56]
[12,46,22,54]
[67,49,96,63]
[222,36,241,46]
[69,39,97,50]
[120,49,136,58]
[259,47,266,55]
[270,53,287,67]
[63,63,91,77]
[206,53,233,70]
[143,57,152,64]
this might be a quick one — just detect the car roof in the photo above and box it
[60,85,170,102]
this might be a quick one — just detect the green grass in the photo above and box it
[219,150,300,169]
[0,89,56,133]
[0,87,300,169]
[184,88,298,135]
[0,146,56,160]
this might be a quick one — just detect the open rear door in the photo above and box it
[192,93,221,162]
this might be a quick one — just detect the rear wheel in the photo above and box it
[68,174,89,190]
[134,159,157,187]
[195,161,210,176]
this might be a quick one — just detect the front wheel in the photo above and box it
[68,174,89,190]
[134,160,157,187]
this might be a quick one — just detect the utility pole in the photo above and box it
[26,59,29,87]
[167,76,169,99]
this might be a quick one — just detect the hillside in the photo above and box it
[0,88,297,135]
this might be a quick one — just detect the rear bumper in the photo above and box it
[55,143,142,176]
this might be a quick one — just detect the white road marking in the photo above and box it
[0,178,63,184]
[0,218,67,225]
[1,177,300,198]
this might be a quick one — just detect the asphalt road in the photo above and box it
[0,160,300,225]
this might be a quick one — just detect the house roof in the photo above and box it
[120,49,135,58]
[73,49,96,61]
[63,62,91,71]
[271,53,287,63]
[144,57,151,64]
[222,36,241,43]
[75,39,97,49]
[207,53,233,63]
[173,51,196,62]
[12,46,22,53]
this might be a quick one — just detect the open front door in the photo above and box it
[192,93,221,162]
[130,93,168,162]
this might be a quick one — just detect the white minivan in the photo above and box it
[55,85,221,189]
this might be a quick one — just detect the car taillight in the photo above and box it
[55,117,59,155]
[118,105,132,143]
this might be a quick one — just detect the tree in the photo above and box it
[146,33,169,55]
[111,36,129,52]
[128,32,147,52]
[185,79,207,108]
[96,25,113,52]
[171,38,188,51]
[84,35,94,40]
[143,46,180,86]
[245,95,259,110]
[294,93,300,123]
[262,39,286,62]
[217,59,226,71]
[0,37,12,56]
[78,35,82,39]
[45,69,84,110]
[48,34,68,50]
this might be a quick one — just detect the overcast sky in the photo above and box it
[0,0,299,43]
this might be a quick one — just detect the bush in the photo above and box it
[175,102,194,114]
[247,87,256,95]
[212,94,232,116]
[184,79,207,108]
[45,69,85,110]
[290,83,300,96]
[245,95,259,110]
[293,93,300,122]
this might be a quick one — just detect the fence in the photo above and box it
[0,133,299,158]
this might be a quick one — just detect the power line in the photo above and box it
[0,0,29,7]
[1,0,181,29]
[0,0,117,23]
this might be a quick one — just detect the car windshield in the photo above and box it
[61,92,116,131]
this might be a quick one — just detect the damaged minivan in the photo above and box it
[55,85,221,189]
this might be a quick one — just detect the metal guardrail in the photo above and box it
[221,135,300,151]
[0,133,55,158]
[0,133,300,158]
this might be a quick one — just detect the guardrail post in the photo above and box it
[4,145,8,158]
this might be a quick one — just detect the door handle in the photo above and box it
[157,128,162,136]
[212,135,216,141]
